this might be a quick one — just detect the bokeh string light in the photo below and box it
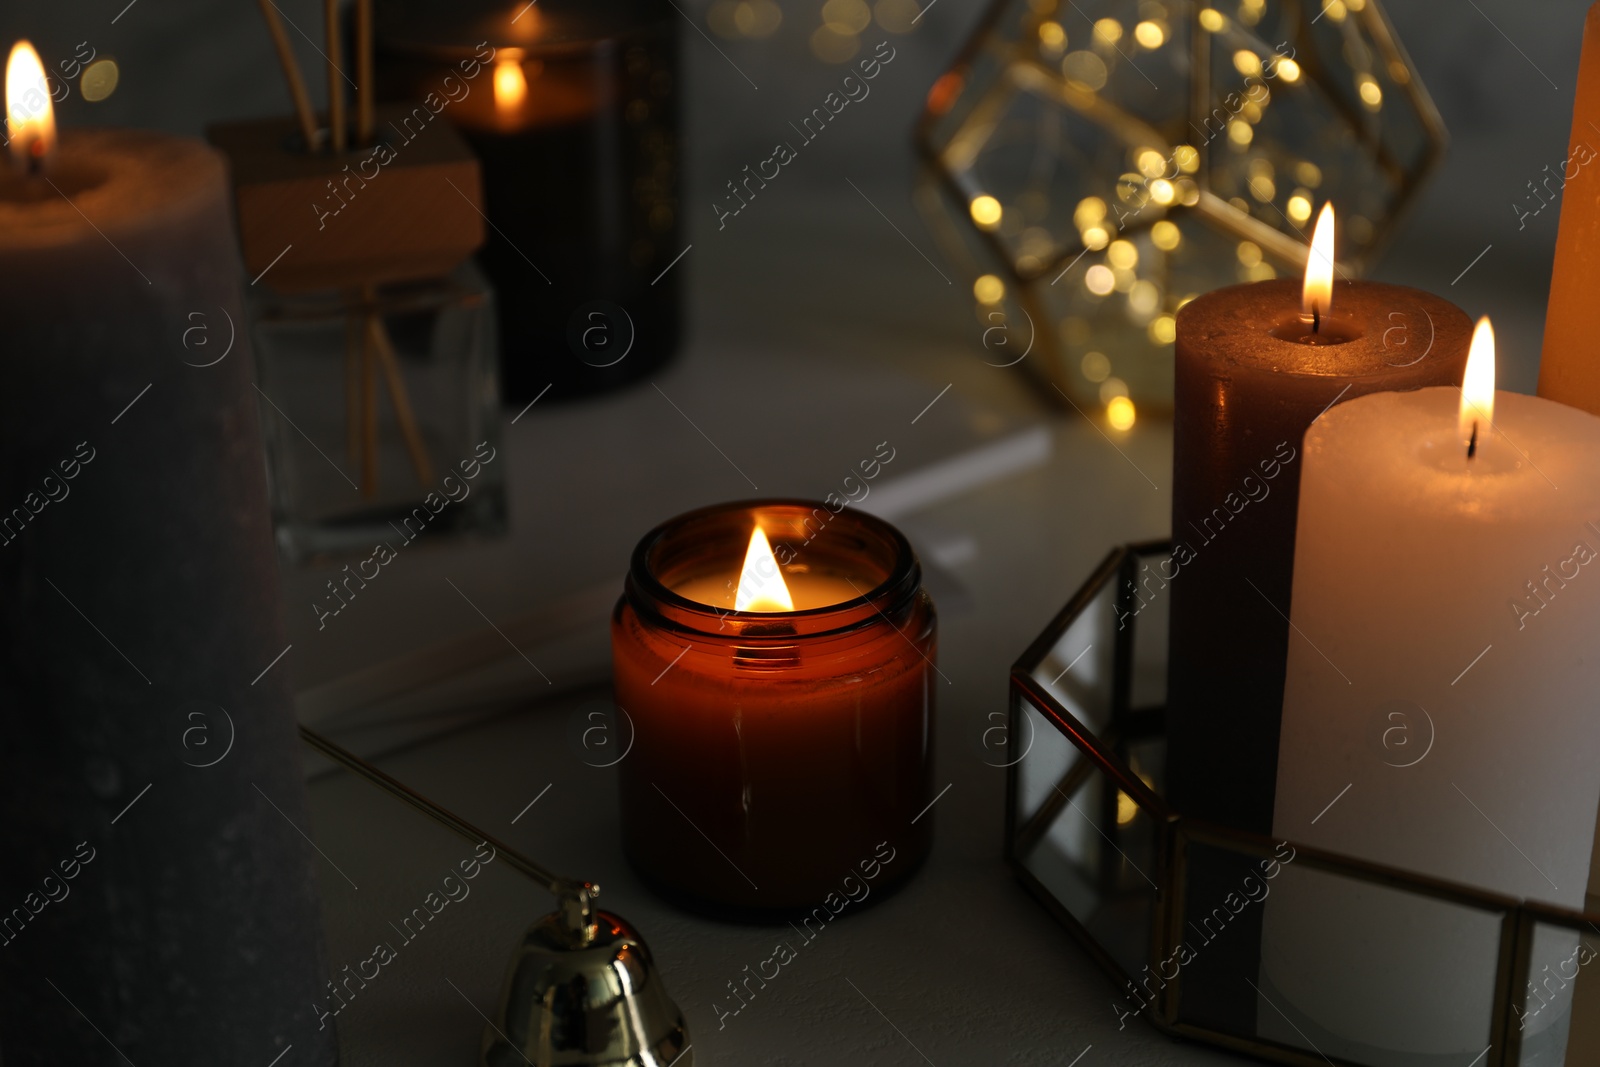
[915,0,1445,422]
[707,0,923,60]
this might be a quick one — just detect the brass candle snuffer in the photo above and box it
[299,726,692,1067]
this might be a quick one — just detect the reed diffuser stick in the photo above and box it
[368,315,435,485]
[360,310,377,496]
[254,0,319,150]
[355,0,375,145]
[344,312,361,465]
[324,0,346,153]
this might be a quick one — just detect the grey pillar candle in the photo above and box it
[0,128,337,1064]
[1166,277,1471,833]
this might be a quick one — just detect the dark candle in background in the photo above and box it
[374,0,680,404]
[1167,276,1471,834]
[0,124,335,1061]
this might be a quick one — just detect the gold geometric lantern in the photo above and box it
[914,0,1445,421]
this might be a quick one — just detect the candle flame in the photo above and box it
[493,56,527,117]
[6,40,55,173]
[1302,202,1335,323]
[735,525,794,612]
[1460,316,1495,456]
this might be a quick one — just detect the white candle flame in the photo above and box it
[1303,202,1335,323]
[6,40,55,173]
[1460,316,1496,458]
[735,525,794,612]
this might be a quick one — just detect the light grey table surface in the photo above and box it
[281,185,1254,1067]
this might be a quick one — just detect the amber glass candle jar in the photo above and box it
[613,500,936,917]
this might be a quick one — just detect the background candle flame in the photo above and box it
[1302,202,1335,321]
[493,55,527,117]
[5,40,55,173]
[735,525,794,612]
[1460,316,1496,449]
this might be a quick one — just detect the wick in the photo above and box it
[1467,421,1478,461]
[1311,305,1320,335]
[19,137,48,180]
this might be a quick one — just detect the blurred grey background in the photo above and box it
[0,0,1587,390]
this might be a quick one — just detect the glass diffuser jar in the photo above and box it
[613,501,936,917]
[251,264,506,562]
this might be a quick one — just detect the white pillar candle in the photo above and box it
[1263,320,1600,1056]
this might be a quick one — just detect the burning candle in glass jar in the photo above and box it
[1166,203,1475,834]
[372,0,682,404]
[612,502,937,917]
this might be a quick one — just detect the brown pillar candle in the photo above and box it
[1168,259,1471,834]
